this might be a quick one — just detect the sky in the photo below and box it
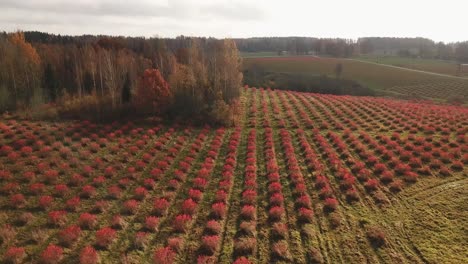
[0,0,467,42]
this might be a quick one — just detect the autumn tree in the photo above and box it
[135,69,171,115]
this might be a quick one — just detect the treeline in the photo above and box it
[243,71,375,97]
[0,31,242,124]
[234,36,468,62]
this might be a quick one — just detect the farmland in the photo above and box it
[356,55,468,77]
[243,56,468,101]
[0,87,467,263]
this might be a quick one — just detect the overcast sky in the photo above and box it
[0,0,467,42]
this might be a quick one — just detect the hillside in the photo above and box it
[0,88,467,263]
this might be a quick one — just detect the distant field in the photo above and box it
[243,55,468,101]
[240,51,279,58]
[357,55,468,77]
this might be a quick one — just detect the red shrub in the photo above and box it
[54,184,69,197]
[43,170,59,183]
[182,198,198,215]
[298,207,314,222]
[269,206,284,221]
[242,189,257,204]
[201,235,219,255]
[29,183,45,195]
[134,232,149,249]
[58,225,81,247]
[403,172,418,183]
[189,188,203,202]
[95,227,116,248]
[81,185,96,198]
[364,179,379,192]
[240,205,256,220]
[48,211,67,226]
[38,195,54,210]
[80,245,100,264]
[145,216,160,231]
[324,197,338,211]
[134,187,148,200]
[40,244,63,264]
[10,194,25,208]
[389,180,403,193]
[206,220,222,234]
[211,202,227,219]
[107,185,122,199]
[123,199,139,215]
[153,198,170,215]
[269,193,284,206]
[173,214,192,232]
[345,188,359,202]
[3,246,26,263]
[66,197,81,211]
[272,223,288,239]
[193,177,208,190]
[451,161,464,171]
[269,182,282,193]
[78,213,97,229]
[296,195,311,208]
[153,247,176,264]
[168,236,184,252]
[197,255,216,264]
[233,257,253,264]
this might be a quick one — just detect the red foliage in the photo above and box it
[80,246,100,264]
[134,187,148,200]
[153,198,170,215]
[10,194,25,208]
[233,257,253,264]
[48,210,67,226]
[66,197,81,211]
[135,69,171,114]
[3,246,26,263]
[211,202,227,219]
[95,227,116,248]
[324,197,338,211]
[145,216,160,231]
[81,185,96,198]
[54,184,69,197]
[40,244,63,264]
[153,247,176,264]
[364,179,379,192]
[242,189,257,204]
[58,225,81,247]
[206,220,222,234]
[38,195,54,210]
[173,214,192,232]
[240,205,256,220]
[269,206,284,221]
[123,199,139,215]
[189,188,203,202]
[201,235,219,255]
[78,213,97,229]
[182,198,198,215]
[298,207,314,222]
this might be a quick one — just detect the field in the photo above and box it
[0,88,467,263]
[243,56,468,101]
[356,55,468,77]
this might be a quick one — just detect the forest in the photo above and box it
[0,32,242,124]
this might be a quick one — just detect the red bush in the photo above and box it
[153,198,170,215]
[272,223,288,238]
[38,195,54,210]
[324,197,338,211]
[40,244,63,264]
[81,185,96,198]
[233,257,253,264]
[206,220,222,234]
[298,207,314,222]
[54,184,69,197]
[201,235,219,255]
[240,205,256,220]
[58,225,81,247]
[10,194,25,208]
[211,202,227,219]
[3,246,26,263]
[189,188,203,202]
[48,210,67,226]
[242,189,257,204]
[296,195,311,208]
[66,197,81,211]
[174,214,192,232]
[135,69,171,115]
[123,199,139,215]
[269,206,284,221]
[145,216,160,231]
[269,193,284,206]
[95,227,116,248]
[80,245,100,264]
[134,187,148,200]
[182,198,198,215]
[78,213,97,229]
[364,179,379,192]
[153,246,176,264]
[389,180,403,193]
[193,177,208,190]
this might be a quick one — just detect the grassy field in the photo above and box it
[0,88,467,263]
[357,55,468,77]
[243,56,468,101]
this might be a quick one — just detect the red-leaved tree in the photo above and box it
[135,69,171,115]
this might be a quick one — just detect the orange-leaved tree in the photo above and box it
[135,69,171,115]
